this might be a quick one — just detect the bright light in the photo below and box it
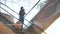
[7,0,11,1]
[42,17,60,34]
[13,0,18,2]
[40,0,47,2]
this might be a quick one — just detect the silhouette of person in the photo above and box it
[19,6,25,30]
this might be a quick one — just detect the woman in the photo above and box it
[19,6,25,30]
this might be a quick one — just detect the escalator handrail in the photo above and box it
[0,2,19,15]
[24,0,40,16]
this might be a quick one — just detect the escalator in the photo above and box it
[0,1,47,34]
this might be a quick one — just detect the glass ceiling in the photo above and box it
[0,0,48,29]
